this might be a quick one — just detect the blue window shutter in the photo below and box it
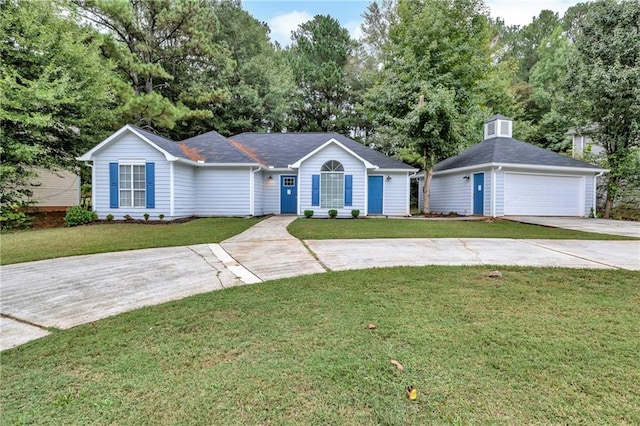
[311,174,319,206]
[109,162,118,208]
[345,175,353,206]
[146,162,155,208]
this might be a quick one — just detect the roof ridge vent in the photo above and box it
[484,114,512,140]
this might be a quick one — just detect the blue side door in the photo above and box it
[280,176,297,214]
[368,176,383,215]
[473,173,484,215]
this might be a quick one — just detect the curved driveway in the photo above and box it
[1,216,638,350]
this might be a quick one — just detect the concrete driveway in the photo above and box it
[2,215,639,351]
[0,244,257,350]
[508,216,640,238]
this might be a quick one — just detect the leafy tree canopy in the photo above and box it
[565,0,640,217]
[0,0,118,227]
[287,15,356,133]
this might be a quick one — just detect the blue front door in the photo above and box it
[368,176,383,214]
[280,176,297,214]
[473,173,484,215]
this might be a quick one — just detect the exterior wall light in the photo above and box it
[267,175,273,182]
[386,175,392,181]
[463,174,470,180]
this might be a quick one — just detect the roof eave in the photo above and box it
[174,158,261,167]
[432,162,608,176]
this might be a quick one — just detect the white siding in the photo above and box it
[262,172,284,214]
[430,173,472,215]
[26,169,80,209]
[494,170,505,217]
[584,175,595,216]
[93,133,170,219]
[298,144,366,217]
[195,167,251,216]
[482,172,491,216]
[382,172,410,216]
[173,162,196,218]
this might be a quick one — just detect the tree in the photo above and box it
[364,0,512,213]
[0,0,118,228]
[74,0,221,135]
[500,10,561,83]
[287,15,356,132]
[565,0,640,218]
[178,0,294,135]
[527,25,572,150]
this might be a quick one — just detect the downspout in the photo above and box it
[169,162,174,218]
[250,166,262,216]
[492,166,502,218]
[83,161,95,212]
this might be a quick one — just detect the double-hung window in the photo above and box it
[320,160,344,209]
[119,164,146,207]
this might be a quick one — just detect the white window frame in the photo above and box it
[119,162,146,208]
[320,160,344,209]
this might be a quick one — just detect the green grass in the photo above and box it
[2,266,639,424]
[0,217,262,265]
[288,217,636,240]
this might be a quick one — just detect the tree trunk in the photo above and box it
[422,147,435,216]
[603,198,613,219]
[422,166,433,216]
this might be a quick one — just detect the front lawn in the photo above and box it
[2,266,639,424]
[0,217,262,265]
[288,217,636,240]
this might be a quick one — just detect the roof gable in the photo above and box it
[77,125,183,161]
[434,137,605,172]
[289,138,375,169]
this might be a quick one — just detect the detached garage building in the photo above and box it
[418,114,607,217]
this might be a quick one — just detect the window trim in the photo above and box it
[119,163,146,208]
[320,160,344,209]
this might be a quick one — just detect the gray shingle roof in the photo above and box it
[230,132,415,170]
[125,126,413,169]
[485,114,511,123]
[434,137,603,172]
[180,131,257,163]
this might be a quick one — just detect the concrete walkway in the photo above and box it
[221,216,326,281]
[2,216,639,351]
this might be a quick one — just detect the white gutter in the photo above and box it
[174,158,261,167]
[433,162,609,176]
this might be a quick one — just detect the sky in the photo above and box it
[242,0,582,46]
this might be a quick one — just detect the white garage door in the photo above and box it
[504,173,583,216]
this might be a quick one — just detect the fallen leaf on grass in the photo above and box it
[368,323,376,329]
[390,359,404,370]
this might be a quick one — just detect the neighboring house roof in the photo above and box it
[434,137,605,172]
[230,132,415,170]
